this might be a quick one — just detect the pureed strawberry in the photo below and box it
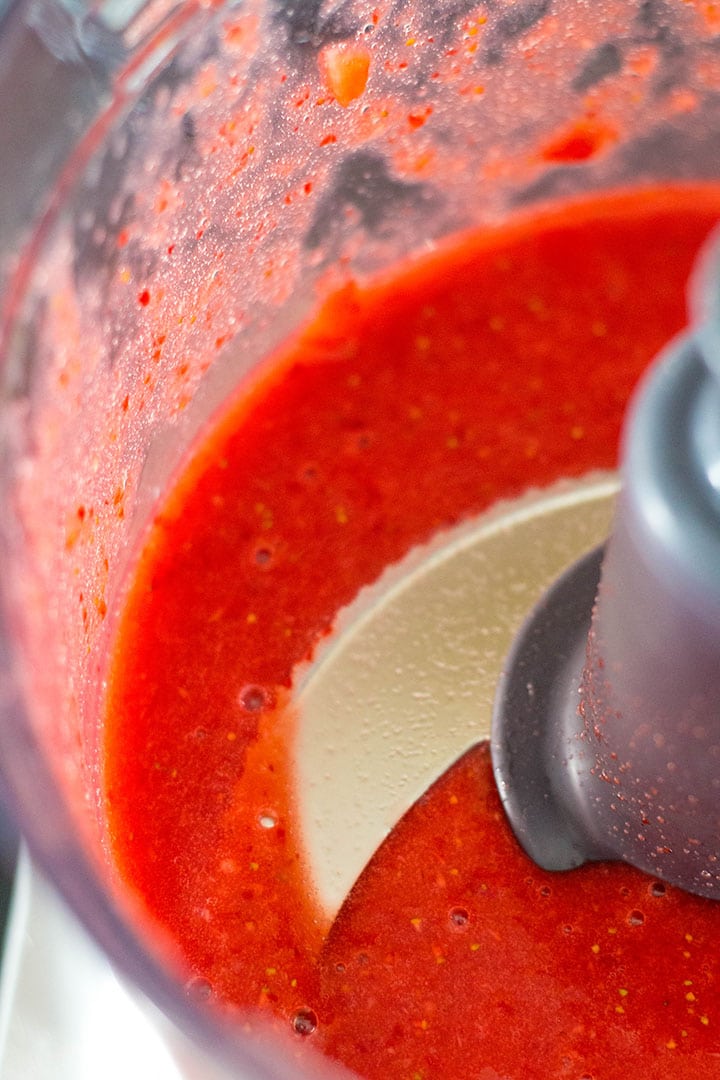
[104,187,720,1078]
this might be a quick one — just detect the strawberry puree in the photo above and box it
[104,186,720,1076]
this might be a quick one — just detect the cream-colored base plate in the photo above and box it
[294,476,618,920]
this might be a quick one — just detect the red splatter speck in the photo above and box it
[408,106,433,129]
[138,289,150,306]
[223,22,247,47]
[541,121,617,163]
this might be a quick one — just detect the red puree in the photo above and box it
[104,187,720,1077]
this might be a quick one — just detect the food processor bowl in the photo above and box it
[1,1,720,1076]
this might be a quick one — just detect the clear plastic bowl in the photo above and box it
[1,1,719,1075]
